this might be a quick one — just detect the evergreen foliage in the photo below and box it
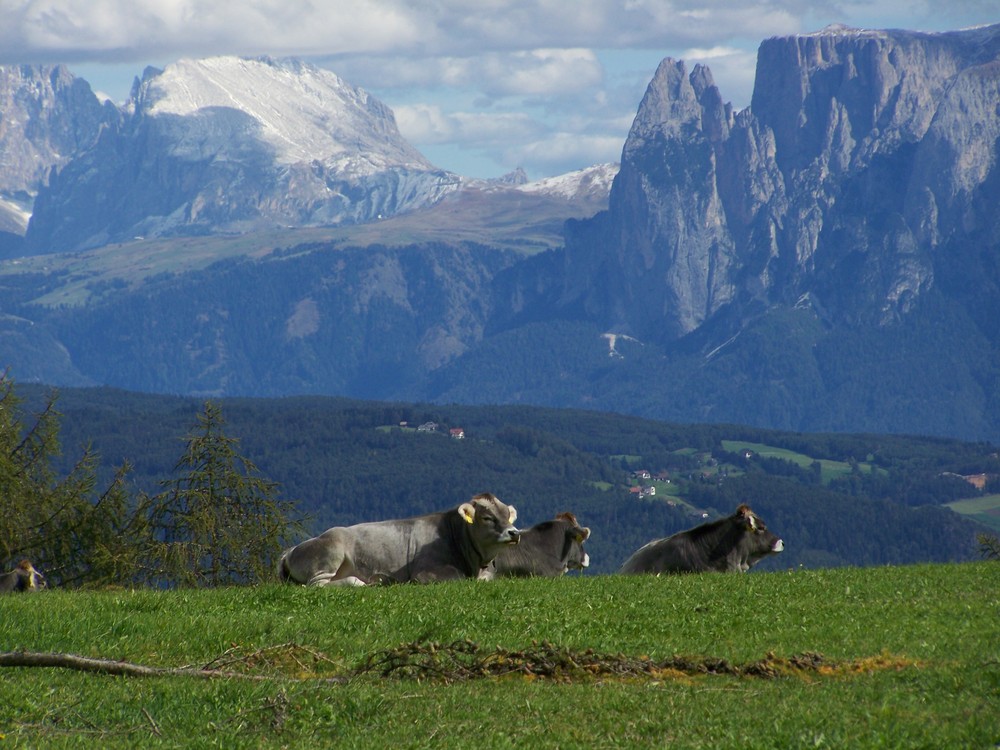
[2,380,302,588]
[0,375,144,587]
[145,401,305,587]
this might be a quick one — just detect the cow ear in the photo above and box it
[459,502,476,524]
[736,504,757,529]
[508,506,517,525]
[576,527,591,542]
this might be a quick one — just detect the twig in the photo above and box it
[141,707,161,737]
[0,651,347,682]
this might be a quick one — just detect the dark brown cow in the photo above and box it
[279,492,520,586]
[0,560,46,593]
[489,512,591,578]
[620,504,784,574]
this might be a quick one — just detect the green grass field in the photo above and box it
[1,563,998,748]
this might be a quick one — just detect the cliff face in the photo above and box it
[561,24,1000,343]
[0,65,113,239]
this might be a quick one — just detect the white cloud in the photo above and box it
[505,132,625,175]
[333,48,602,99]
[0,1,841,64]
[394,104,542,146]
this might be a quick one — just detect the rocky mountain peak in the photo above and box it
[23,56,460,253]
[0,64,112,241]
[552,22,1000,344]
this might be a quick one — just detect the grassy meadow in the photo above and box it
[1,562,997,748]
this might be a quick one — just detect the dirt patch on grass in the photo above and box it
[1,641,920,684]
[353,639,920,683]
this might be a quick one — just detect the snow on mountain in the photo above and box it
[24,56,464,252]
[136,56,434,174]
[517,163,619,200]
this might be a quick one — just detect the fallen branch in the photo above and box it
[0,650,347,682]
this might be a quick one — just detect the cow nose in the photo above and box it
[773,539,784,552]
[507,528,521,544]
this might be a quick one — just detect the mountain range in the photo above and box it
[1,23,999,444]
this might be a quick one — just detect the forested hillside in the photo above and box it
[22,384,996,575]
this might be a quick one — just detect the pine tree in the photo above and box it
[0,374,145,587]
[147,401,303,587]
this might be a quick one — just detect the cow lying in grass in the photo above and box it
[279,492,520,586]
[620,504,784,574]
[0,560,46,593]
[488,512,591,577]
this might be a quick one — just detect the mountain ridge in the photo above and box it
[1,26,999,444]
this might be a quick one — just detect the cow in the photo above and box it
[0,560,46,593]
[620,504,784,574]
[488,512,591,578]
[279,492,520,586]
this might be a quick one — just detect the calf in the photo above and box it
[489,512,591,578]
[620,504,784,574]
[0,560,46,593]
[279,492,520,586]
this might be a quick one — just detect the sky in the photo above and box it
[1,1,997,180]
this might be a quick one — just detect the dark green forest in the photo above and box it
[18,383,997,576]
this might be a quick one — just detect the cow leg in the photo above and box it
[307,572,367,587]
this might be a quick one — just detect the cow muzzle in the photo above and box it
[503,528,521,545]
[772,539,784,553]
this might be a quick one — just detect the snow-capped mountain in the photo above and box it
[132,56,434,173]
[516,163,619,201]
[24,57,462,253]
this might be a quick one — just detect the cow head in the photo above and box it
[459,493,521,549]
[556,512,591,571]
[18,560,46,591]
[735,504,784,567]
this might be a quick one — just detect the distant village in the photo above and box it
[400,421,465,440]
[397,420,718,519]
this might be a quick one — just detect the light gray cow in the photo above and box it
[489,512,591,578]
[0,560,46,593]
[279,492,520,586]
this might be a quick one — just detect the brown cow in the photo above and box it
[489,512,591,577]
[620,504,784,574]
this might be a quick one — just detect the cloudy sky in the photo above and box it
[2,1,996,179]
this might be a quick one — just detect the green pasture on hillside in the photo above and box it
[947,494,1000,532]
[1,563,998,748]
[721,440,876,483]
